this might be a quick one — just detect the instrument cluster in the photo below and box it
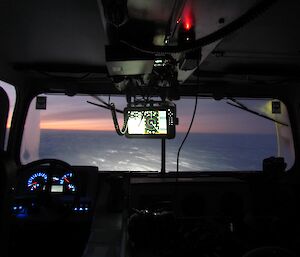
[27,170,77,193]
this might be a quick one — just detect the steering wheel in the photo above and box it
[243,247,297,257]
[17,159,81,222]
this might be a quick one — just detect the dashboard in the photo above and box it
[11,162,99,257]
[26,170,76,193]
[12,163,99,219]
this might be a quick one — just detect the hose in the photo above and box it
[110,103,128,136]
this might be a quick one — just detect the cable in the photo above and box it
[91,95,111,107]
[87,100,124,113]
[173,92,198,221]
[87,96,128,135]
[110,103,128,136]
[164,0,187,43]
[120,0,277,54]
[176,94,198,172]
[176,52,200,173]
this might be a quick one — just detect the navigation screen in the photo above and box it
[125,106,176,139]
[128,110,167,135]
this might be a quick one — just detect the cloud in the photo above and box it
[42,108,111,121]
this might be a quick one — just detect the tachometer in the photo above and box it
[60,172,76,193]
[27,172,48,192]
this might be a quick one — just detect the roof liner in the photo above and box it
[0,0,299,91]
[200,0,300,76]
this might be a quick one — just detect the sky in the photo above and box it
[1,81,277,135]
[35,95,276,135]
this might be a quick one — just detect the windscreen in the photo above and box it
[21,95,294,172]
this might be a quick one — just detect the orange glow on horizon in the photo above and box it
[39,118,213,133]
[7,114,272,135]
[40,119,116,131]
[7,118,264,134]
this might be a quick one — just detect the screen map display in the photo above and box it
[125,106,176,139]
[128,110,167,135]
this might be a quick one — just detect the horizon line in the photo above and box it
[35,128,274,135]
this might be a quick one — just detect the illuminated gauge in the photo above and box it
[52,176,60,184]
[27,172,48,192]
[67,184,76,192]
[60,172,76,193]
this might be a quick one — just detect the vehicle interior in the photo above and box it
[1,0,300,257]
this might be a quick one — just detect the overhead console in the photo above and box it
[101,0,200,101]
[105,44,154,77]
[104,44,199,101]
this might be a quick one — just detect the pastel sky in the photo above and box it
[35,95,276,135]
[1,81,276,135]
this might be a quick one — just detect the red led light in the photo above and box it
[184,22,191,30]
[181,3,194,31]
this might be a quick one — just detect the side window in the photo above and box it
[0,81,16,150]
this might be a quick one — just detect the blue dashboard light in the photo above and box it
[27,172,48,192]
[79,207,83,211]
[14,206,28,218]
[85,208,88,211]
[16,213,28,219]
[74,207,78,211]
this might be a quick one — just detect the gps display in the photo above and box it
[124,106,176,139]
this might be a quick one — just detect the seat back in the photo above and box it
[0,152,17,257]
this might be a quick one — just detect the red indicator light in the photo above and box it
[184,22,191,30]
[181,3,194,31]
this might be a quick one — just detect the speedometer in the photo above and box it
[27,172,48,192]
